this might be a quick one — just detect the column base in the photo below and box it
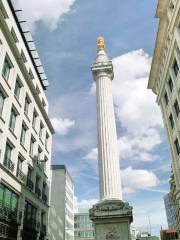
[89,199,133,240]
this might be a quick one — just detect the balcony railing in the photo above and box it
[27,179,34,191]
[4,159,15,173]
[35,187,41,198]
[42,193,47,203]
[0,200,17,222]
[17,169,26,183]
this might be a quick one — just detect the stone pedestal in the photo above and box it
[89,200,133,240]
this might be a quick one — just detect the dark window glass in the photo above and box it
[164,92,169,105]
[173,59,179,77]
[14,80,21,99]
[2,58,11,80]
[4,143,12,165]
[168,78,173,92]
[32,111,37,129]
[175,138,180,155]
[24,96,30,115]
[0,91,5,116]
[9,109,16,131]
[16,157,23,177]
[174,100,180,116]
[20,125,26,145]
[169,114,174,129]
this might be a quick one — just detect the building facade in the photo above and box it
[148,0,180,235]
[0,0,54,239]
[74,213,95,240]
[164,193,176,228]
[48,165,74,240]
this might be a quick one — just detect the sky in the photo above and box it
[15,0,171,236]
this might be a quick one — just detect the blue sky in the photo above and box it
[17,0,171,235]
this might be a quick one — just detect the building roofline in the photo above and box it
[51,164,73,183]
[7,0,49,90]
[148,0,169,93]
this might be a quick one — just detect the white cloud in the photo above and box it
[51,117,75,135]
[121,166,159,194]
[83,148,98,160]
[15,0,76,31]
[74,196,98,213]
[112,49,162,133]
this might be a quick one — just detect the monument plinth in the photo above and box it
[89,37,133,240]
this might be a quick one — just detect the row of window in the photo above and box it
[74,215,90,222]
[74,222,94,229]
[0,87,50,149]
[4,142,48,201]
[74,230,95,238]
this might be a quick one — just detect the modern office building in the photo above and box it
[164,193,176,228]
[74,212,95,240]
[0,0,54,239]
[148,0,180,235]
[48,165,74,240]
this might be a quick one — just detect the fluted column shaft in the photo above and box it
[96,71,122,200]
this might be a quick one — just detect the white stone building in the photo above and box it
[74,212,95,240]
[148,0,180,236]
[0,0,54,239]
[48,165,74,240]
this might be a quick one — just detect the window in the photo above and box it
[29,69,34,80]
[173,59,179,77]
[168,77,173,92]
[0,183,18,218]
[4,143,12,165]
[24,95,30,115]
[20,124,27,145]
[174,138,180,155]
[27,167,32,182]
[9,108,17,131]
[14,78,21,100]
[24,201,37,225]
[38,147,42,161]
[169,114,174,129]
[174,100,180,116]
[21,50,27,63]
[32,110,37,129]
[11,28,18,43]
[0,91,5,116]
[3,143,14,172]
[2,57,12,81]
[39,122,44,140]
[16,156,23,177]
[29,137,35,157]
[45,133,49,149]
[164,92,169,105]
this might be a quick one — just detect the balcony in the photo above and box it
[35,187,41,198]
[17,169,26,183]
[4,159,15,173]
[27,179,34,191]
[42,193,48,203]
[0,200,17,223]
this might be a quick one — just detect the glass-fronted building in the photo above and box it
[74,213,95,240]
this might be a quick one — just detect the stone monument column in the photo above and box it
[89,37,133,240]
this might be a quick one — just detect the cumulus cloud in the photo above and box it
[112,49,162,133]
[83,148,98,160]
[14,0,76,31]
[51,117,75,135]
[121,166,159,194]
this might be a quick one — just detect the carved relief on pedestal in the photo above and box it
[106,228,120,240]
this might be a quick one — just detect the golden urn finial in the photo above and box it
[97,36,105,50]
